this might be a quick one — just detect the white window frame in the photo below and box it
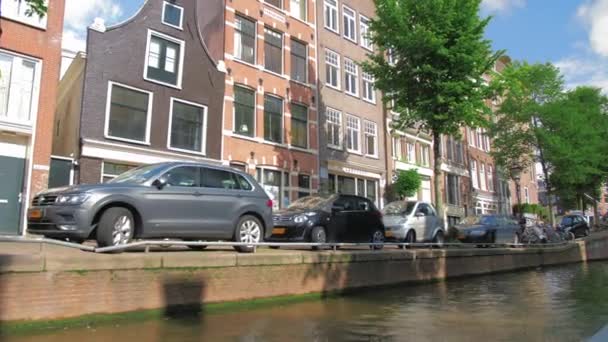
[479,163,487,191]
[325,49,340,90]
[524,187,530,204]
[161,1,184,30]
[471,160,479,189]
[342,5,357,43]
[421,145,430,167]
[392,136,402,160]
[362,71,376,103]
[100,161,138,183]
[476,128,483,149]
[0,49,42,127]
[263,93,285,144]
[344,58,358,96]
[469,127,475,147]
[488,165,494,192]
[326,107,342,149]
[346,114,361,153]
[290,0,307,22]
[324,0,339,33]
[0,0,48,29]
[406,141,415,164]
[143,29,186,89]
[104,81,154,145]
[263,27,284,75]
[232,84,257,138]
[290,102,309,149]
[166,97,208,155]
[359,15,373,51]
[363,120,378,157]
[233,14,257,65]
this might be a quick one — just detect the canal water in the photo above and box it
[4,261,608,341]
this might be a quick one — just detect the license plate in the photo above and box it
[385,231,394,237]
[272,228,286,235]
[29,209,43,219]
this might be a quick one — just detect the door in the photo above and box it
[353,197,377,242]
[328,196,355,242]
[48,157,73,189]
[0,155,25,235]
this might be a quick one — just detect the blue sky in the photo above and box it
[62,0,608,91]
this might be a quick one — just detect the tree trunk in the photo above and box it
[533,117,554,226]
[432,131,443,220]
[593,201,599,228]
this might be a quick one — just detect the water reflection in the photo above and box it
[5,262,608,341]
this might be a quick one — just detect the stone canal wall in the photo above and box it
[1,233,607,323]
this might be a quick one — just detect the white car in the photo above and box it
[381,201,445,244]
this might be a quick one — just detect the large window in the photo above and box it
[346,114,360,152]
[145,31,183,87]
[297,174,311,198]
[392,137,402,160]
[325,49,340,89]
[290,0,306,21]
[1,0,47,28]
[257,168,289,210]
[360,16,372,50]
[105,82,152,143]
[162,1,183,29]
[102,161,137,183]
[487,165,494,192]
[202,168,243,190]
[290,40,307,83]
[324,0,338,33]
[326,108,342,148]
[266,0,283,9]
[471,160,479,189]
[446,174,460,205]
[164,166,199,187]
[406,142,415,163]
[169,99,207,153]
[342,6,356,42]
[234,15,256,64]
[291,103,308,148]
[344,58,358,96]
[234,86,256,137]
[480,163,487,191]
[0,52,38,124]
[363,120,377,157]
[264,28,283,74]
[330,174,378,205]
[421,145,430,166]
[362,72,375,103]
[264,95,283,143]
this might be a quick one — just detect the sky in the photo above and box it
[62,0,608,92]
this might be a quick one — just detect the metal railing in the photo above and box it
[0,235,577,254]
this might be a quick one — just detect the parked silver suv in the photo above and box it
[27,162,273,253]
[382,201,445,244]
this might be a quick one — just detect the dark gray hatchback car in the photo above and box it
[27,162,273,253]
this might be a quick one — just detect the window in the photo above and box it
[417,203,435,216]
[203,168,240,190]
[524,187,530,204]
[476,128,483,149]
[290,40,307,83]
[338,176,356,195]
[324,0,338,32]
[297,174,311,198]
[485,133,491,152]
[0,52,39,124]
[101,162,136,183]
[455,140,463,164]
[265,0,282,9]
[342,6,356,42]
[362,72,375,103]
[257,168,287,210]
[264,95,283,143]
[234,15,256,64]
[360,16,372,50]
[344,58,358,96]
[357,179,365,197]
[169,99,207,153]
[480,163,487,191]
[290,0,306,21]
[105,82,152,143]
[162,1,183,29]
[325,49,340,89]
[406,142,415,163]
[446,174,459,205]
[234,86,256,137]
[468,128,475,147]
[145,32,184,87]
[346,115,360,152]
[488,165,494,192]
[421,145,430,166]
[363,121,377,157]
[1,0,47,28]
[291,103,308,148]
[366,180,377,204]
[471,160,479,189]
[326,108,342,148]
[164,166,199,187]
[264,28,283,74]
[236,174,253,191]
[446,136,454,161]
[392,137,402,160]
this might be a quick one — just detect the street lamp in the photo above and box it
[510,165,523,219]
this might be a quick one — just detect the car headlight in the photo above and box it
[294,215,309,224]
[56,194,89,205]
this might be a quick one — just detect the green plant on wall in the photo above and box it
[394,169,422,199]
[24,0,48,18]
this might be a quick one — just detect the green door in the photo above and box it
[0,155,25,235]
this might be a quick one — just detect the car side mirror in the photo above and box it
[415,212,425,217]
[152,176,168,190]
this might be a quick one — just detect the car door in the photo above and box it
[327,196,352,242]
[354,197,378,242]
[573,216,587,236]
[495,216,513,243]
[141,165,202,237]
[411,203,427,241]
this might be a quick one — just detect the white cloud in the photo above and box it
[577,0,608,57]
[62,0,123,53]
[555,56,608,94]
[61,29,86,52]
[481,0,526,14]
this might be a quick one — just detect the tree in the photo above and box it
[362,0,501,216]
[393,169,422,199]
[489,62,564,224]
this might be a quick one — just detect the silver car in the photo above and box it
[382,201,445,244]
[27,162,273,253]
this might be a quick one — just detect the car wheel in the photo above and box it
[403,230,415,249]
[370,229,384,250]
[566,232,575,241]
[432,230,445,248]
[233,215,262,253]
[96,207,135,251]
[311,226,327,251]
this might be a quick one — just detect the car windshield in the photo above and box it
[288,195,334,210]
[561,216,573,226]
[460,215,497,226]
[382,201,416,216]
[108,164,160,184]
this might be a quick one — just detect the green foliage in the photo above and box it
[393,169,422,199]
[24,0,48,18]
[513,203,549,220]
